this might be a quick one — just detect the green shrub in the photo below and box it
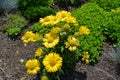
[18,0,54,8]
[18,0,55,20]
[3,14,28,37]
[89,0,120,11]
[72,3,106,62]
[31,22,52,35]
[24,6,56,20]
[104,11,120,46]
[6,27,21,37]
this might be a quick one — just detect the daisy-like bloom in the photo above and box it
[21,31,40,44]
[21,31,35,44]
[25,59,40,74]
[41,75,49,80]
[65,36,80,51]
[56,10,71,21]
[43,33,59,48]
[81,52,90,64]
[35,48,44,57]
[66,16,77,24]
[40,15,59,26]
[43,52,63,72]
[79,26,90,35]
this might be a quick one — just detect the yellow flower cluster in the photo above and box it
[81,52,90,64]
[40,10,78,26]
[22,10,91,79]
[65,36,80,51]
[25,59,40,74]
[21,31,40,44]
[79,26,90,35]
[25,51,63,74]
[43,52,62,72]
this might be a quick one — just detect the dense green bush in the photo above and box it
[104,11,120,46]
[3,14,28,37]
[18,0,54,8]
[24,6,56,20]
[72,3,106,62]
[31,22,51,35]
[89,0,120,11]
[18,0,55,20]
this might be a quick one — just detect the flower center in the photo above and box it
[28,63,36,70]
[49,58,56,66]
[47,37,54,43]
[44,17,50,22]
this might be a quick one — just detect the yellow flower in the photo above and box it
[51,27,61,34]
[35,48,44,57]
[25,59,40,74]
[66,16,77,24]
[56,10,71,21]
[43,52,62,72]
[21,31,40,44]
[41,75,49,80]
[63,24,71,31]
[81,52,90,64]
[21,31,34,43]
[65,36,80,51]
[40,15,59,26]
[79,26,90,35]
[43,33,59,48]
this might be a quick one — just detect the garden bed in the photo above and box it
[0,26,120,80]
[1,0,120,80]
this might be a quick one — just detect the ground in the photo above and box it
[0,18,120,80]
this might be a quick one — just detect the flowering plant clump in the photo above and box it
[21,10,90,80]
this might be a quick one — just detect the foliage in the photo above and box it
[18,0,54,8]
[18,0,55,20]
[3,14,28,37]
[104,10,120,46]
[24,6,56,20]
[21,10,91,80]
[89,0,120,11]
[55,0,86,6]
[72,3,106,62]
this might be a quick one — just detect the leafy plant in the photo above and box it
[6,27,21,37]
[18,0,55,20]
[104,11,120,46]
[18,0,54,8]
[72,3,106,62]
[21,10,91,80]
[89,0,120,11]
[24,6,56,20]
[3,14,28,37]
